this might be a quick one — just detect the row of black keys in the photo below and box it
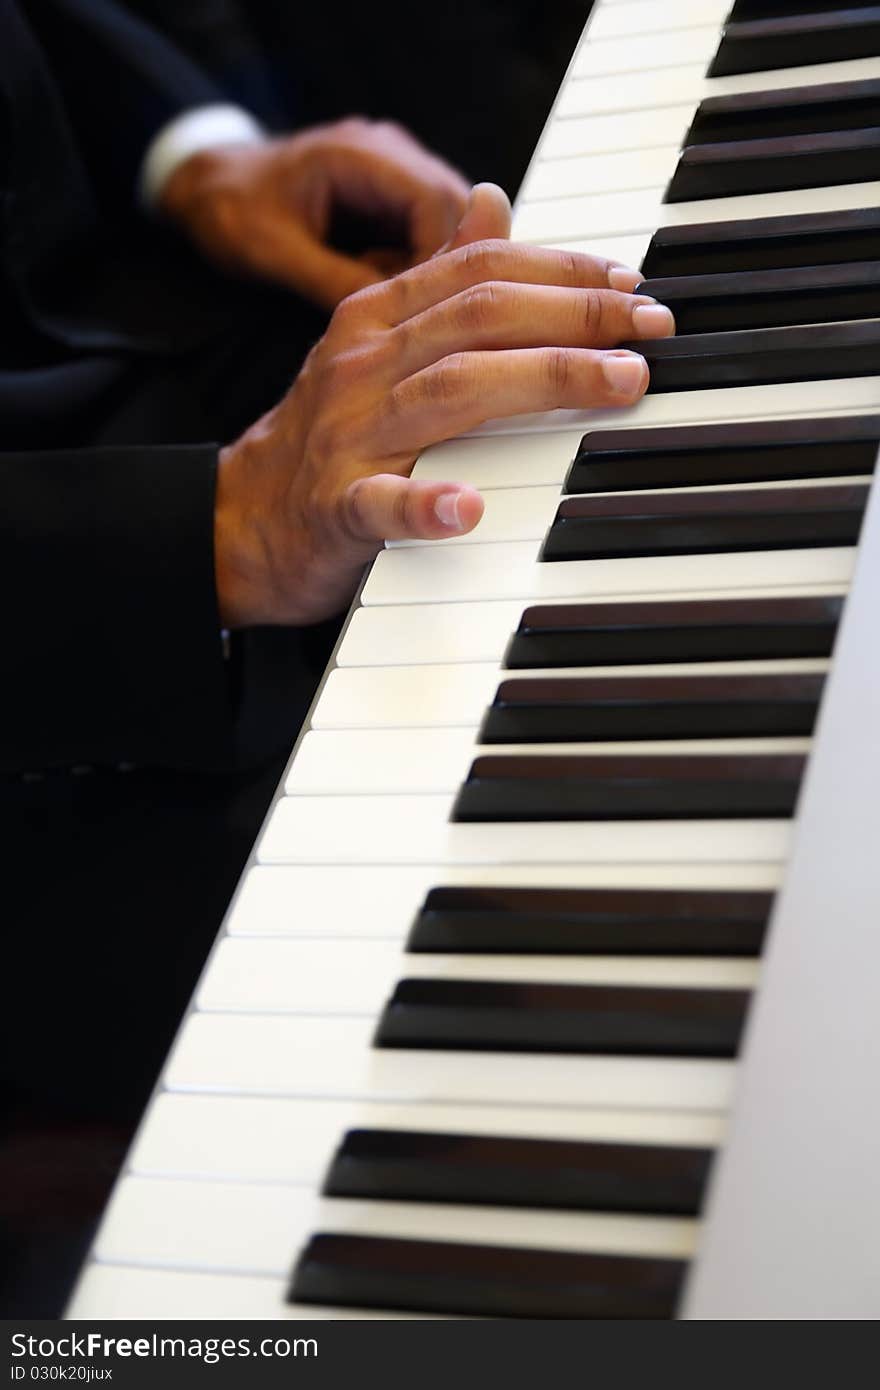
[547,415,878,558]
[291,882,771,1313]
[663,77,880,204]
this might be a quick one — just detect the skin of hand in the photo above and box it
[213,184,677,630]
[159,116,472,309]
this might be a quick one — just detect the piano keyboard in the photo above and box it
[69,0,880,1320]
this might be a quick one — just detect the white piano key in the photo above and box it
[67,1265,400,1321]
[538,106,695,161]
[513,179,880,244]
[390,483,559,547]
[257,795,790,867]
[573,26,720,79]
[336,588,847,669]
[130,1093,725,1185]
[522,146,680,202]
[286,728,812,796]
[392,477,871,551]
[310,659,828,731]
[556,56,880,119]
[363,540,855,608]
[587,0,730,41]
[95,1178,698,1276]
[198,939,759,1016]
[430,381,880,457]
[337,600,523,666]
[166,1013,737,1112]
[225,862,783,941]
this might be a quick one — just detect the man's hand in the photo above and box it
[160,117,471,309]
[213,185,676,629]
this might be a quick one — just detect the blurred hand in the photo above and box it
[160,116,472,309]
[214,184,676,629]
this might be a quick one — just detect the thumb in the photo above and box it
[343,475,485,545]
[434,182,512,257]
[264,222,385,309]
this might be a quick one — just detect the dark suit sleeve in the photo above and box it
[0,443,235,773]
[22,0,226,202]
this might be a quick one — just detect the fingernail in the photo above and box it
[632,302,675,337]
[602,351,647,398]
[434,491,464,530]
[607,265,643,293]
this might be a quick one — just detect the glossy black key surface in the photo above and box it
[666,127,880,204]
[290,1233,686,1318]
[708,8,880,79]
[375,979,750,1056]
[479,672,824,743]
[640,208,880,278]
[453,753,804,822]
[632,320,880,394]
[504,596,844,669]
[408,885,773,955]
[636,263,880,334]
[685,79,880,146]
[324,1128,713,1214]
[565,415,880,494]
[731,0,878,15]
[541,484,868,562]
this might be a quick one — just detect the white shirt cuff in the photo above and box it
[139,103,265,208]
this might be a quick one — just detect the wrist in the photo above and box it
[214,432,277,629]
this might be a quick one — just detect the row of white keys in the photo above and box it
[587,0,732,43]
[309,658,829,730]
[226,861,783,941]
[338,584,847,668]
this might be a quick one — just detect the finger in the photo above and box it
[260,221,385,309]
[376,237,644,326]
[388,347,649,453]
[392,280,674,375]
[433,182,512,255]
[342,474,485,545]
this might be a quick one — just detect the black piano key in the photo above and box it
[375,979,750,1056]
[666,127,880,204]
[640,207,880,278]
[479,673,824,743]
[635,262,880,335]
[731,0,878,16]
[452,753,804,823]
[685,78,880,146]
[324,1128,713,1214]
[290,1233,686,1318]
[564,415,880,494]
[504,596,844,669]
[708,8,880,79]
[408,886,773,956]
[631,320,880,395]
[541,484,868,563]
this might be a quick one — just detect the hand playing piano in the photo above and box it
[159,117,472,309]
[214,184,676,629]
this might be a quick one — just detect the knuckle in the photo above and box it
[546,347,573,397]
[421,353,474,407]
[459,238,506,280]
[580,289,605,340]
[456,281,504,332]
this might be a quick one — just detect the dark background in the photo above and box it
[0,0,592,1317]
